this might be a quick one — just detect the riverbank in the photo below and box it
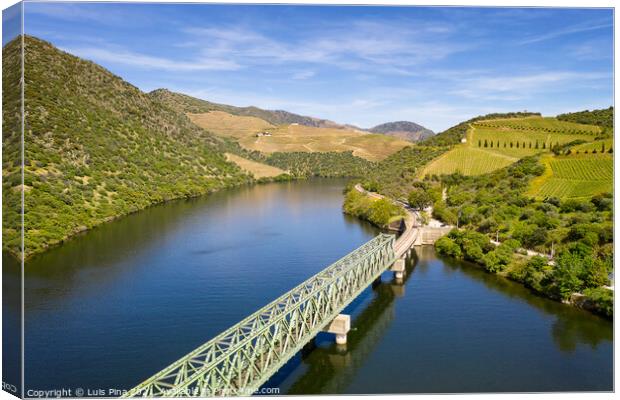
[435,230,613,319]
[13,171,302,261]
[345,183,613,320]
[342,185,406,230]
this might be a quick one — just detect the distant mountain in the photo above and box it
[369,121,434,142]
[150,89,344,129]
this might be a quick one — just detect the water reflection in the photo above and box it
[2,253,22,394]
[435,249,612,353]
[273,252,417,394]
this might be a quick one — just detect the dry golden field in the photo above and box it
[224,153,286,178]
[188,111,274,139]
[189,111,411,161]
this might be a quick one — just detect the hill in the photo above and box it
[153,90,412,161]
[369,121,434,142]
[419,112,542,147]
[419,115,606,178]
[557,107,613,130]
[2,36,252,258]
[150,89,343,128]
[175,110,409,162]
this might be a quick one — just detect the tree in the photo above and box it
[523,256,549,292]
[435,236,461,258]
[582,257,609,288]
[408,189,433,210]
[552,252,584,299]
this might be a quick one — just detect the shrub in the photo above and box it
[583,287,613,318]
[435,236,462,258]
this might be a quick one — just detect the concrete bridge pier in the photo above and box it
[325,314,351,344]
[391,259,406,282]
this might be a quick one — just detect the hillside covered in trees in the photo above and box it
[3,36,253,258]
[557,107,614,130]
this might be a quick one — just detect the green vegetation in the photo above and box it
[358,146,447,199]
[528,154,613,199]
[420,147,516,177]
[582,287,614,318]
[571,138,613,153]
[436,229,612,318]
[421,115,606,178]
[2,33,22,255]
[557,107,613,134]
[419,112,541,147]
[549,156,612,181]
[151,88,338,128]
[349,106,613,318]
[476,116,601,135]
[263,151,372,178]
[342,188,405,228]
[427,157,613,317]
[3,36,254,258]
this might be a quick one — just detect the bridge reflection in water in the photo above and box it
[125,234,406,397]
[274,252,417,395]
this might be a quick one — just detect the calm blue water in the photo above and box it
[3,179,612,395]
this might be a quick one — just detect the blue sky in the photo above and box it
[18,2,614,131]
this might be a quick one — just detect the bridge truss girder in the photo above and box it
[124,234,396,397]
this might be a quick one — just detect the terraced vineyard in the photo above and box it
[550,156,613,180]
[528,155,613,199]
[572,139,613,153]
[420,115,604,177]
[476,116,601,135]
[419,147,516,176]
[472,126,588,157]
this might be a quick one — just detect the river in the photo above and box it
[3,179,613,395]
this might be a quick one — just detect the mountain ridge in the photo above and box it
[150,89,435,142]
[369,121,434,142]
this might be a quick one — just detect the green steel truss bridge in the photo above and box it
[124,233,399,397]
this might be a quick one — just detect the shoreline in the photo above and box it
[12,173,305,261]
[345,184,612,320]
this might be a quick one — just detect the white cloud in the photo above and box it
[179,19,472,74]
[518,21,612,45]
[59,46,241,71]
[291,70,316,80]
[450,71,610,100]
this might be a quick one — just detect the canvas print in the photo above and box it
[1,1,614,398]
